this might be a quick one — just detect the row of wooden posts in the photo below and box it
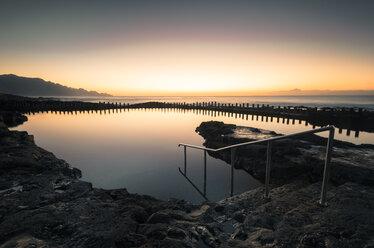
[24,107,361,137]
[3,100,367,119]
[108,101,366,116]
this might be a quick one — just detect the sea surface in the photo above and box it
[12,95,374,203]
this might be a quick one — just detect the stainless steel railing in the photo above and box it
[178,126,335,205]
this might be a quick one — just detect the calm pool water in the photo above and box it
[12,108,374,203]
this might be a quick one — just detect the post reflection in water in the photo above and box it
[25,107,369,142]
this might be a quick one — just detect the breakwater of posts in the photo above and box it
[1,98,373,134]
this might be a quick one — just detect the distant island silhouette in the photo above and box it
[0,74,111,97]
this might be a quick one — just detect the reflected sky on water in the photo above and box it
[12,108,374,203]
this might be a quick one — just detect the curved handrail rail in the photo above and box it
[178,125,335,205]
[178,126,334,152]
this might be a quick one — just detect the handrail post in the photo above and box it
[204,150,207,196]
[230,148,236,197]
[265,141,272,199]
[184,146,187,175]
[319,127,335,206]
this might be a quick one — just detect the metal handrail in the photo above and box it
[178,125,335,205]
[178,168,208,201]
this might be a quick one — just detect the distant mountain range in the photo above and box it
[0,74,111,97]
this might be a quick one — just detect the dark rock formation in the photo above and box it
[214,179,374,248]
[196,121,374,187]
[0,111,28,127]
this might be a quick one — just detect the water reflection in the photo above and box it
[12,107,374,204]
[15,109,267,204]
[25,107,374,142]
[178,151,237,202]
[178,168,208,201]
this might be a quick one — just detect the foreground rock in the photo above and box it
[214,179,374,247]
[1,115,374,247]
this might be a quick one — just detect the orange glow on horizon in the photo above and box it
[1,42,373,96]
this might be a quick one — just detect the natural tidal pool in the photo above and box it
[12,108,374,204]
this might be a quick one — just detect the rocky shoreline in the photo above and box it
[1,113,374,247]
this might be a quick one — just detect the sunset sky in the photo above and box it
[1,0,373,96]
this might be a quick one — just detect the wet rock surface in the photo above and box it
[1,115,374,247]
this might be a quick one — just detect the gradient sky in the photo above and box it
[1,0,373,96]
